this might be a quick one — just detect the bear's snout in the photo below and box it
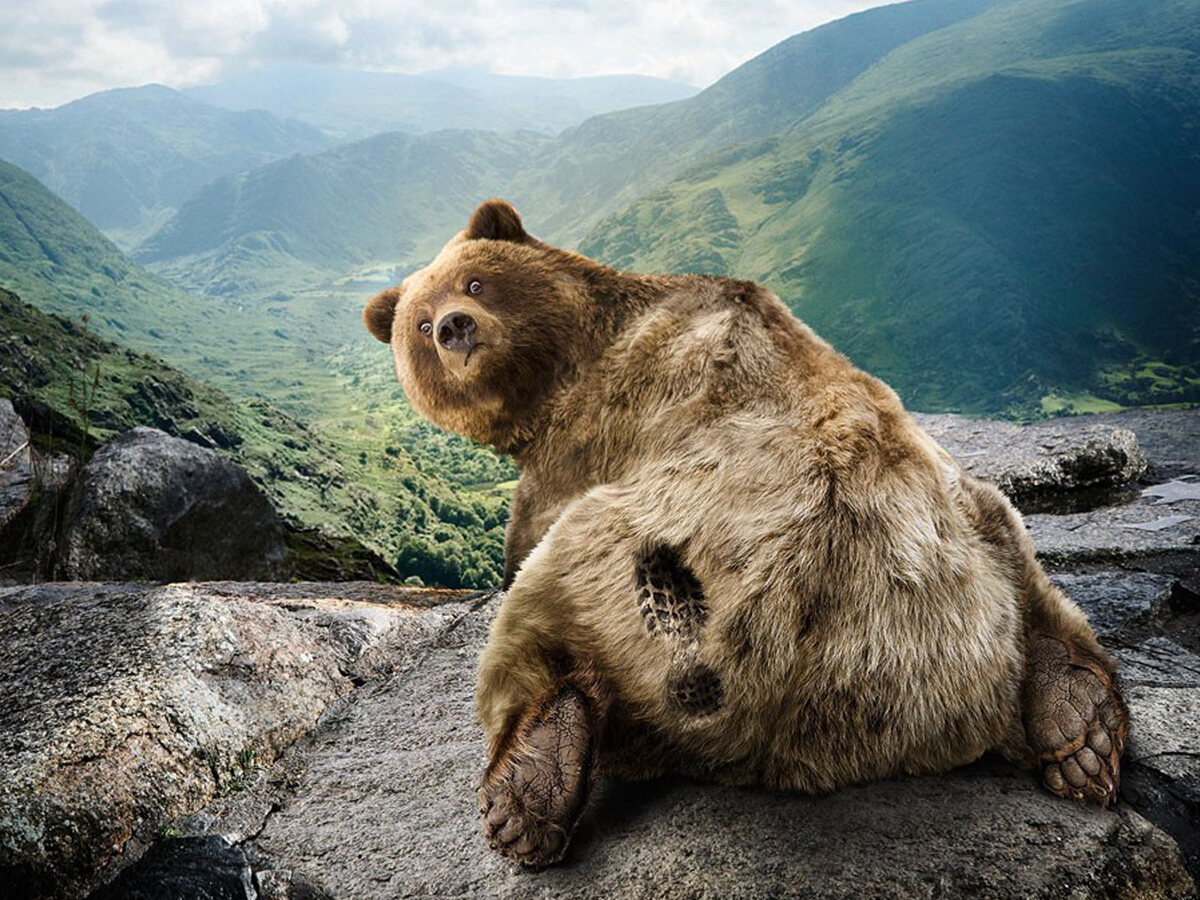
[437,311,478,356]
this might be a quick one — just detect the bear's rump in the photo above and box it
[543,470,1024,790]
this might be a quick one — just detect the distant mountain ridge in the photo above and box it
[133,128,549,297]
[0,85,329,246]
[133,0,1000,298]
[183,64,699,140]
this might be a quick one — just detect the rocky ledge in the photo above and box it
[1,409,1198,899]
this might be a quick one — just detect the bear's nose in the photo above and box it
[436,311,477,353]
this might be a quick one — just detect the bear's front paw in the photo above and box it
[478,683,594,867]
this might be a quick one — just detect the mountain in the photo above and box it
[578,0,1200,415]
[136,0,999,297]
[184,64,698,140]
[510,0,1006,245]
[423,67,701,121]
[0,157,515,587]
[131,0,1200,419]
[0,85,329,246]
[0,154,226,370]
[134,129,548,298]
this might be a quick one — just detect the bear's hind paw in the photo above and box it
[478,683,594,867]
[1024,635,1128,808]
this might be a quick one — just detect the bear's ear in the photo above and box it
[466,199,530,243]
[364,287,400,343]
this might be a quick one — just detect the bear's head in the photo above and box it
[364,200,598,452]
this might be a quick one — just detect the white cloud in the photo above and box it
[0,0,894,108]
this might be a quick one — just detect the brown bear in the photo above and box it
[364,199,1129,867]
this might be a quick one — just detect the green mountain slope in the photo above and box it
[0,155,233,371]
[510,0,1005,246]
[135,129,548,298]
[135,0,1000,297]
[580,0,1200,415]
[185,64,698,140]
[0,286,396,578]
[0,85,329,246]
[0,158,515,587]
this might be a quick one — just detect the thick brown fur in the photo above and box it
[365,199,1129,865]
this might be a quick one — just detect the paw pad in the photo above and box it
[635,544,707,637]
[669,664,723,715]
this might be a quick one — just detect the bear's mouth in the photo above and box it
[460,342,488,369]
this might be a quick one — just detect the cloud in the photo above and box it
[0,0,892,108]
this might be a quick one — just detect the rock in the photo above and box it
[88,836,254,900]
[217,594,1190,899]
[1026,493,1200,561]
[1050,572,1175,639]
[4,583,1195,898]
[0,398,34,529]
[1096,410,1200,480]
[910,410,1200,562]
[0,401,76,583]
[55,427,287,581]
[1117,637,1200,689]
[914,413,1148,507]
[0,581,470,899]
[1116,638,1200,879]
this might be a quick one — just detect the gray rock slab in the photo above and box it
[244,596,1193,900]
[56,427,287,581]
[1026,491,1200,561]
[1050,572,1175,639]
[0,582,468,899]
[913,413,1147,504]
[1115,638,1200,878]
[1117,637,1200,691]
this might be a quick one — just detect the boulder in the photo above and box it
[913,413,1148,508]
[55,427,287,581]
[0,400,75,582]
[0,399,34,531]
[911,410,1200,562]
[0,581,470,899]
[1097,410,1200,480]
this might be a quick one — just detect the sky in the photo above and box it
[0,0,895,109]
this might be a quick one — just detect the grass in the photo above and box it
[1040,392,1125,415]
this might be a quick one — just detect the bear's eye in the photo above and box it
[419,320,433,337]
[467,279,483,296]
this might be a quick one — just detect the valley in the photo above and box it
[1,0,1197,587]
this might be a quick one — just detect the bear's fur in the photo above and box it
[364,200,1128,866]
